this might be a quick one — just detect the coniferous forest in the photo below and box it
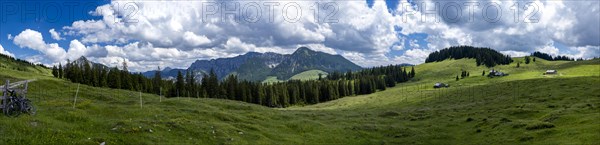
[425,46,513,67]
[53,61,415,108]
[531,51,580,61]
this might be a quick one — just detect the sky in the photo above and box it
[0,0,598,72]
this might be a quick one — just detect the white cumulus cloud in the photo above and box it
[10,0,596,71]
[13,29,67,62]
[183,31,212,47]
[0,44,14,57]
[49,29,64,40]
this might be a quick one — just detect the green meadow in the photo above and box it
[1,57,598,144]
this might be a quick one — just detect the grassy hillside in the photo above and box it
[0,59,52,81]
[271,47,362,80]
[411,57,599,85]
[1,58,598,144]
[289,70,327,81]
[0,56,50,76]
[263,70,328,83]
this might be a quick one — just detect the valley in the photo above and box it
[1,1,598,144]
[1,52,598,144]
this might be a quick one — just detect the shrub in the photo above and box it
[525,122,555,130]
[519,136,534,141]
[466,117,474,122]
[379,111,400,117]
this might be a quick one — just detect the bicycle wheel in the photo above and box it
[23,100,36,115]
[4,101,21,117]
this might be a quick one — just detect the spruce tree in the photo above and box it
[185,70,191,96]
[83,63,92,85]
[189,70,196,97]
[176,71,184,97]
[52,65,58,77]
[410,66,415,78]
[100,68,108,87]
[91,65,99,86]
[75,64,83,83]
[108,67,121,89]
[205,69,219,98]
[120,61,132,90]
[58,63,63,78]
[153,66,162,94]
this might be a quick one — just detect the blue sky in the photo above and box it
[0,0,598,72]
[1,0,107,58]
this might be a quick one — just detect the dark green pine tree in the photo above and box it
[254,84,264,105]
[58,63,63,78]
[84,63,92,85]
[91,65,99,86]
[203,69,219,98]
[108,67,121,89]
[402,67,408,82]
[517,62,520,68]
[75,64,83,84]
[456,75,459,81]
[175,70,184,97]
[353,79,361,96]
[120,61,132,90]
[376,77,386,91]
[185,70,191,97]
[200,73,209,97]
[153,66,162,94]
[384,75,395,87]
[64,61,71,80]
[410,66,415,78]
[189,70,196,97]
[533,57,536,62]
[266,85,275,107]
[482,70,486,76]
[525,56,531,64]
[346,70,353,80]
[52,65,58,78]
[100,68,108,87]
[224,74,238,100]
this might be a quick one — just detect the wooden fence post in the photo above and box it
[3,80,9,111]
[139,91,143,108]
[73,84,80,109]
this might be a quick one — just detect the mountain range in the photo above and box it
[143,47,364,82]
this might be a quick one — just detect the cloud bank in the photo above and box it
[9,0,600,71]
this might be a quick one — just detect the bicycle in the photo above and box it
[2,90,36,117]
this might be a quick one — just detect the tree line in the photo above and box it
[53,60,162,94]
[425,46,513,67]
[53,61,415,108]
[531,51,581,61]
